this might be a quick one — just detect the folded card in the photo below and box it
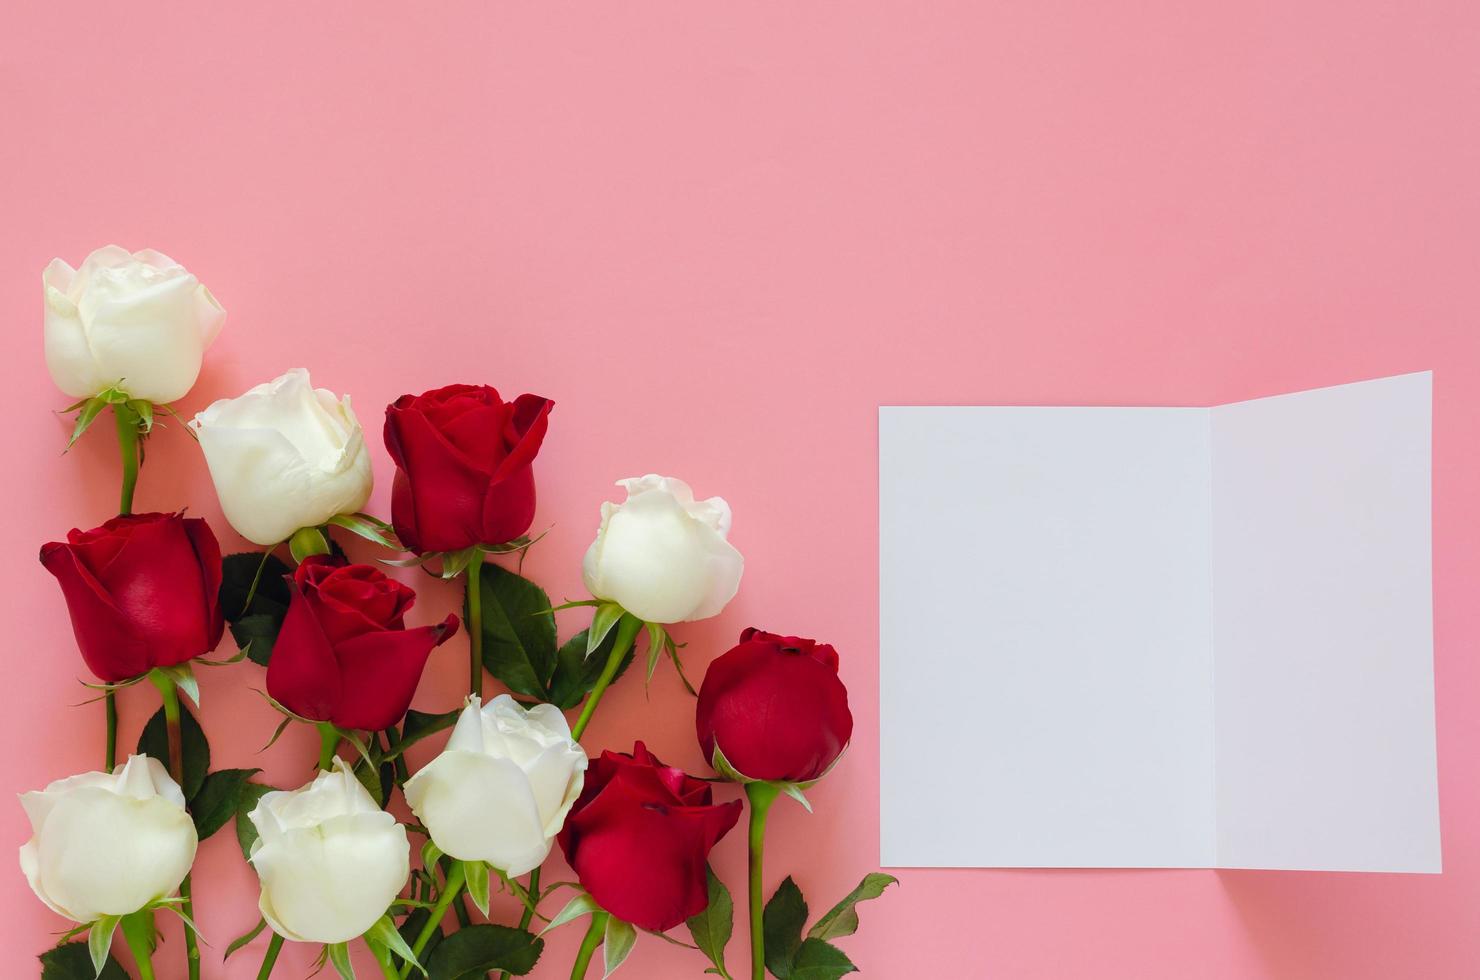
[879,372,1440,873]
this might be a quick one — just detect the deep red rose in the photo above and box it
[41,512,224,683]
[383,385,553,554]
[696,628,853,783]
[267,556,458,731]
[558,742,741,932]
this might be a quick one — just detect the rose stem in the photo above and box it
[569,911,608,980]
[570,614,643,741]
[104,403,142,772]
[492,866,541,980]
[148,670,201,980]
[120,911,157,980]
[317,722,340,771]
[465,554,485,698]
[255,934,284,980]
[745,782,782,980]
[400,862,466,979]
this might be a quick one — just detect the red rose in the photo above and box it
[267,557,458,731]
[41,513,224,683]
[558,742,741,932]
[696,628,853,783]
[383,385,554,554]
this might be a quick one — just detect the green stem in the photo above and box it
[495,867,541,980]
[104,403,140,777]
[104,690,118,771]
[147,670,200,980]
[569,911,608,980]
[466,555,484,698]
[317,722,340,771]
[571,615,642,741]
[745,782,781,980]
[256,933,284,980]
[115,403,140,515]
[400,862,466,979]
[120,911,157,980]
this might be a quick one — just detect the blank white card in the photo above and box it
[879,372,1439,872]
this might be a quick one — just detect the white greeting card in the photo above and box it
[879,372,1439,873]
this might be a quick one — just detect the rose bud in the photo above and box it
[191,368,373,546]
[267,557,457,732]
[43,246,225,404]
[383,385,553,554]
[697,628,853,783]
[20,755,197,924]
[406,695,587,876]
[247,759,410,944]
[41,513,224,683]
[558,742,741,932]
[582,475,744,624]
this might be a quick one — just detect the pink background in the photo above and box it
[3,2,1479,977]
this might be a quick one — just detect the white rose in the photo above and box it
[18,754,197,924]
[405,695,587,877]
[582,474,744,624]
[190,368,373,545]
[43,245,225,403]
[248,759,410,944]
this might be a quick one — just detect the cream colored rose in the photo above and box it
[582,475,744,623]
[191,368,373,545]
[247,759,410,944]
[406,695,588,877]
[18,754,197,924]
[43,245,225,403]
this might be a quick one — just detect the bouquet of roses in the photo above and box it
[25,246,895,980]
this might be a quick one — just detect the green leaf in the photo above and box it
[806,874,898,942]
[541,893,600,934]
[136,701,210,800]
[546,628,636,711]
[224,918,267,961]
[65,396,108,450]
[395,707,462,756]
[220,551,292,620]
[221,551,292,665]
[87,916,121,978]
[327,941,356,979]
[426,924,544,979]
[235,781,278,860]
[192,768,262,840]
[685,866,734,979]
[788,939,857,980]
[476,562,558,700]
[464,859,490,916]
[231,613,283,667]
[367,915,424,976]
[39,941,128,979]
[763,877,808,979]
[603,917,637,977]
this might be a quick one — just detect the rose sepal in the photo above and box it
[709,742,851,814]
[61,384,153,451]
[75,898,202,980]
[379,530,548,578]
[365,914,425,976]
[584,601,695,695]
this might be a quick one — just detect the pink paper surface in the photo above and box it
[2,3,1477,977]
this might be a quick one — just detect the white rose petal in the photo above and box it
[405,695,588,877]
[247,759,409,944]
[17,755,196,924]
[43,245,225,403]
[191,368,373,545]
[581,474,744,623]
